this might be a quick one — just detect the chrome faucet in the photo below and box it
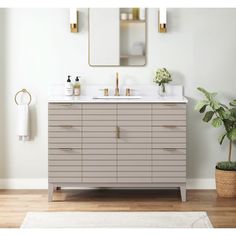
[114,72,120,96]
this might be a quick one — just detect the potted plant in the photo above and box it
[154,68,172,96]
[195,87,236,197]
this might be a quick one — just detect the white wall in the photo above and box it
[0,8,236,187]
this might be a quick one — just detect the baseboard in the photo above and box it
[0,178,216,190]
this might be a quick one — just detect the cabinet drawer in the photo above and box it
[83,149,116,155]
[83,132,116,138]
[49,137,81,143]
[83,172,116,178]
[49,172,81,177]
[118,177,151,183]
[120,126,152,132]
[49,177,82,183]
[153,115,186,121]
[49,103,81,110]
[153,166,186,172]
[118,138,152,144]
[83,109,116,115]
[153,132,186,138]
[119,131,151,138]
[152,104,186,110]
[118,172,151,177]
[49,110,81,115]
[152,120,186,126]
[118,149,152,155]
[83,143,116,149]
[49,132,81,138]
[49,115,82,121]
[118,104,151,110]
[118,160,151,166]
[83,120,116,126]
[152,109,186,115]
[49,155,82,160]
[49,143,82,149]
[83,155,116,160]
[118,110,151,115]
[118,115,151,121]
[118,120,151,126]
[118,143,151,149]
[152,143,186,149]
[83,138,116,143]
[152,126,186,132]
[82,115,116,121]
[153,160,186,166]
[49,160,82,166]
[153,172,186,177]
[152,155,186,160]
[153,177,186,183]
[83,166,116,172]
[49,120,81,126]
[49,166,81,171]
[82,177,116,183]
[82,104,116,110]
[153,137,186,143]
[83,127,115,132]
[118,166,151,172]
[49,126,82,132]
[152,148,186,155]
[118,154,152,160]
[48,148,82,155]
[83,160,116,166]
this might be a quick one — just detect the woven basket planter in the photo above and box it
[215,168,236,197]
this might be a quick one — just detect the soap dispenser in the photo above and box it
[74,76,81,96]
[64,75,73,96]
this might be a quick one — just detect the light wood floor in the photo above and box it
[0,189,236,228]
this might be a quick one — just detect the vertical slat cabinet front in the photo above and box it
[117,104,152,183]
[48,103,82,184]
[152,103,187,184]
[82,104,117,183]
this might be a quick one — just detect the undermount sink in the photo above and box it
[93,96,142,99]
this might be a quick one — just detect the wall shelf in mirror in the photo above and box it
[120,20,146,24]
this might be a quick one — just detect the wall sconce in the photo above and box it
[70,8,78,33]
[158,8,167,33]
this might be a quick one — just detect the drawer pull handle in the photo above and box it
[59,148,73,151]
[116,126,120,139]
[162,125,177,128]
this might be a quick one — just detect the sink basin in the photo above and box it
[93,96,142,99]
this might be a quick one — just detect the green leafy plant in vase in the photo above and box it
[195,87,236,197]
[154,68,172,96]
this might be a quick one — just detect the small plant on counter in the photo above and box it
[195,87,236,170]
[154,68,172,93]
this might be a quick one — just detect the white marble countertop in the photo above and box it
[48,95,188,103]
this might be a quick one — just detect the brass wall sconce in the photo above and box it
[158,8,167,33]
[70,8,78,33]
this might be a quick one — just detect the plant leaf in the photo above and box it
[203,111,214,122]
[218,133,227,145]
[210,100,221,110]
[227,128,236,141]
[194,100,208,111]
[230,99,236,106]
[197,87,212,100]
[199,105,207,113]
[212,117,223,128]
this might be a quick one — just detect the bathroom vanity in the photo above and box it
[48,94,188,202]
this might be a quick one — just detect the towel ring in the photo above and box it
[14,89,32,105]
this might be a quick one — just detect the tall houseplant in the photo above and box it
[195,87,236,197]
[154,68,172,96]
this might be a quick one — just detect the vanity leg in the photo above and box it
[180,185,186,202]
[48,183,54,202]
[56,186,61,190]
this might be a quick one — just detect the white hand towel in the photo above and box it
[17,104,30,141]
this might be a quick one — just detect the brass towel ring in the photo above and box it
[14,89,32,105]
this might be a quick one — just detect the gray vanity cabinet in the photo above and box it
[48,102,187,202]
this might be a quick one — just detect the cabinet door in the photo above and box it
[48,103,82,183]
[152,104,187,183]
[82,104,117,183]
[117,104,152,183]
